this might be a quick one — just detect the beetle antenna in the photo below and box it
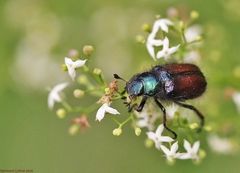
[113,74,127,82]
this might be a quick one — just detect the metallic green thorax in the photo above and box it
[140,75,158,96]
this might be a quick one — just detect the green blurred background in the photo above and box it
[1,0,240,172]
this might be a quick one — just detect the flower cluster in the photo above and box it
[47,8,238,164]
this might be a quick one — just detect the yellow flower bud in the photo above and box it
[199,149,206,159]
[179,21,184,30]
[204,125,212,132]
[56,108,66,119]
[61,64,68,71]
[93,68,102,75]
[190,10,199,20]
[144,138,154,148]
[112,128,122,136]
[233,66,240,79]
[189,123,199,130]
[142,23,151,33]
[134,127,142,136]
[73,89,85,98]
[69,124,80,136]
[83,45,94,56]
[135,35,145,44]
[77,75,88,84]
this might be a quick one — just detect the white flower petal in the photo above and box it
[178,153,191,160]
[183,139,192,152]
[171,141,179,153]
[67,66,76,80]
[185,25,202,43]
[48,96,54,109]
[146,42,155,59]
[169,44,180,54]
[74,59,87,68]
[64,57,73,65]
[64,57,86,80]
[104,104,120,115]
[96,105,106,121]
[162,37,169,49]
[233,92,240,113]
[156,124,164,136]
[48,82,68,109]
[159,136,174,143]
[156,50,165,59]
[193,141,200,153]
[146,132,156,141]
[160,145,171,155]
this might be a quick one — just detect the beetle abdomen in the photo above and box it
[168,73,207,100]
[164,64,207,100]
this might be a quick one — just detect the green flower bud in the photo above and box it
[189,123,199,130]
[93,68,102,75]
[134,127,142,136]
[56,108,66,119]
[144,138,154,148]
[233,66,240,79]
[73,89,85,98]
[135,35,145,44]
[83,45,94,56]
[199,149,206,159]
[61,64,68,71]
[166,158,175,166]
[179,21,185,30]
[190,10,199,20]
[112,128,122,136]
[77,75,88,85]
[69,124,80,136]
[142,23,151,33]
[204,125,212,132]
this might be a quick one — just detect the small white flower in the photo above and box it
[65,57,87,80]
[179,140,200,160]
[147,124,174,150]
[184,51,201,63]
[135,105,160,130]
[146,19,173,60]
[166,103,179,119]
[232,92,240,113]
[208,134,235,154]
[48,82,68,109]
[185,25,202,43]
[156,37,180,60]
[160,142,180,162]
[146,37,163,59]
[152,19,173,33]
[96,103,120,121]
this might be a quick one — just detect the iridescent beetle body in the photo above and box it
[114,63,207,138]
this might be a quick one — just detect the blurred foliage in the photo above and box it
[0,0,240,172]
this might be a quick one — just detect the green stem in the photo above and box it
[62,101,72,112]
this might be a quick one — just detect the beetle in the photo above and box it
[114,63,207,139]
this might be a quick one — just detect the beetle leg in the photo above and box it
[128,103,138,112]
[173,101,204,132]
[135,96,148,112]
[154,98,177,139]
